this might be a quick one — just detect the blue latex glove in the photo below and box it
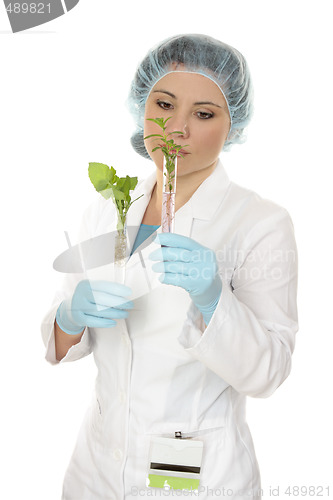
[149,233,222,325]
[56,280,134,335]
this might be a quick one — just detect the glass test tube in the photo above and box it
[114,216,127,283]
[161,156,177,233]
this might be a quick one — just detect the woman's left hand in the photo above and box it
[149,233,222,325]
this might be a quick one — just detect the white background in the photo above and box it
[0,0,332,498]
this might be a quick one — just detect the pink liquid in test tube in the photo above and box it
[161,156,177,233]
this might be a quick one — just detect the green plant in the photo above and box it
[144,117,188,192]
[88,163,143,232]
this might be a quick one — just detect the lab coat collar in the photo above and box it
[171,159,230,237]
[185,159,230,221]
[127,158,230,220]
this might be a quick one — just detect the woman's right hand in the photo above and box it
[55,280,134,335]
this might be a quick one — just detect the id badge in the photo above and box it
[146,433,203,492]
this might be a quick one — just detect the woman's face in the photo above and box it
[144,71,231,177]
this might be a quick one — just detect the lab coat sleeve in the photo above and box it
[41,198,105,365]
[178,208,298,398]
[41,269,93,365]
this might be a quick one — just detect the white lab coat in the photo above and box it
[41,160,298,500]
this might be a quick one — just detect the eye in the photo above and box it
[196,111,214,119]
[157,100,173,110]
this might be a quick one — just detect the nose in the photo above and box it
[166,114,189,140]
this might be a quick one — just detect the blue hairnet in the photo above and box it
[127,33,254,159]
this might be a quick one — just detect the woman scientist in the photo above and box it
[41,34,298,499]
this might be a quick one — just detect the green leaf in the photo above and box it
[146,117,165,128]
[88,162,115,192]
[89,162,143,228]
[129,177,138,190]
[98,187,114,200]
[116,177,126,189]
[111,186,126,200]
[143,133,163,140]
[121,176,131,198]
[146,116,172,131]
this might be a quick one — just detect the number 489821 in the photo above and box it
[284,486,330,496]
[6,3,51,14]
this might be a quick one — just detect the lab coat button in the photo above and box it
[113,448,123,461]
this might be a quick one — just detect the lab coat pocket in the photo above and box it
[197,423,255,492]
[144,421,256,492]
[144,425,227,491]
